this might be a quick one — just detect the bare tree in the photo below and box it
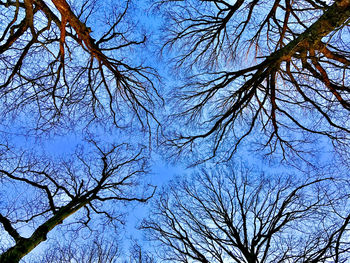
[0,1,163,261]
[27,236,157,263]
[31,237,121,263]
[0,140,155,262]
[156,0,350,161]
[0,0,161,131]
[127,239,157,263]
[142,164,350,262]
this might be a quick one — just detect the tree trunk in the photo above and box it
[0,197,90,262]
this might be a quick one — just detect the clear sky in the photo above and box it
[0,0,349,261]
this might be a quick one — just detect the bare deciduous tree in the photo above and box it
[33,238,121,263]
[128,239,157,263]
[0,0,161,131]
[0,1,163,261]
[0,141,155,262]
[29,237,157,263]
[142,165,350,262]
[156,0,350,161]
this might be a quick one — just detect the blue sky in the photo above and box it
[1,0,349,261]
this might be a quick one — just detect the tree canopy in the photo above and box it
[158,0,350,161]
[0,0,349,262]
[0,0,159,261]
[142,165,350,262]
[0,0,161,132]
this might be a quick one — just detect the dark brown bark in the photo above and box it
[0,197,90,262]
